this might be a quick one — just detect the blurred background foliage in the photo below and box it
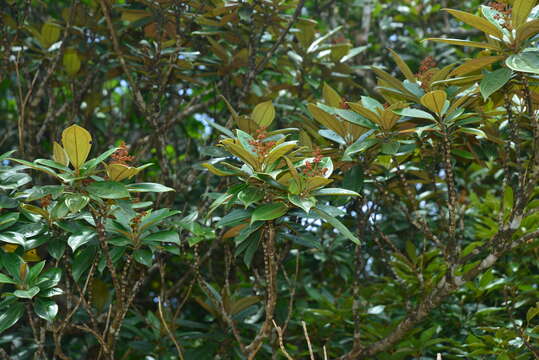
[0,0,538,359]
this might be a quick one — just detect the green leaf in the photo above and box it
[311,188,360,197]
[14,286,40,299]
[313,208,360,244]
[33,298,58,322]
[480,68,512,100]
[86,181,130,199]
[133,249,153,267]
[288,195,317,214]
[72,246,96,282]
[505,51,539,74]
[395,108,436,121]
[381,141,400,155]
[343,138,378,160]
[0,273,16,284]
[143,231,180,245]
[238,187,264,208]
[36,268,62,289]
[0,232,25,246]
[65,194,90,213]
[68,230,96,252]
[0,212,19,231]
[319,129,346,145]
[126,183,175,193]
[236,129,257,156]
[251,203,288,223]
[0,303,24,333]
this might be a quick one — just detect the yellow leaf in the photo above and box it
[19,263,28,281]
[450,56,504,76]
[381,102,408,130]
[202,163,236,176]
[63,48,81,76]
[23,249,41,262]
[323,83,342,108]
[52,141,69,167]
[513,0,537,28]
[105,163,139,181]
[120,9,151,22]
[21,204,49,218]
[330,43,351,62]
[62,124,92,169]
[40,22,61,48]
[306,176,333,191]
[444,9,504,39]
[307,104,345,136]
[1,244,18,253]
[388,49,416,82]
[420,91,447,115]
[424,38,500,50]
[251,101,275,127]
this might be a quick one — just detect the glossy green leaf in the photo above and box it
[34,298,58,322]
[251,203,288,223]
[0,303,24,333]
[480,68,512,100]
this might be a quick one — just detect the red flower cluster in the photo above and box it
[488,2,512,30]
[416,56,437,90]
[303,148,328,176]
[248,127,276,157]
[40,195,52,208]
[110,141,134,165]
[130,211,148,230]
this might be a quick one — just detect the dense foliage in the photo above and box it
[1,0,538,359]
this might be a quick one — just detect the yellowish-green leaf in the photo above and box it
[347,102,380,124]
[430,64,456,83]
[120,9,150,22]
[516,19,539,44]
[306,176,333,191]
[513,0,537,28]
[424,38,500,50]
[450,56,504,76]
[389,49,416,82]
[307,104,345,136]
[251,101,275,127]
[40,22,61,48]
[444,9,504,39]
[21,204,49,218]
[323,83,342,108]
[421,91,447,115]
[265,141,297,167]
[52,141,69,167]
[105,163,139,181]
[202,163,237,176]
[371,67,409,93]
[61,125,92,169]
[63,49,81,76]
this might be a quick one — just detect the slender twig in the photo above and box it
[302,321,315,360]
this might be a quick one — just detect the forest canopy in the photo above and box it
[0,0,538,359]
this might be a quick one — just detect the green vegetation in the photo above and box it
[0,0,538,359]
